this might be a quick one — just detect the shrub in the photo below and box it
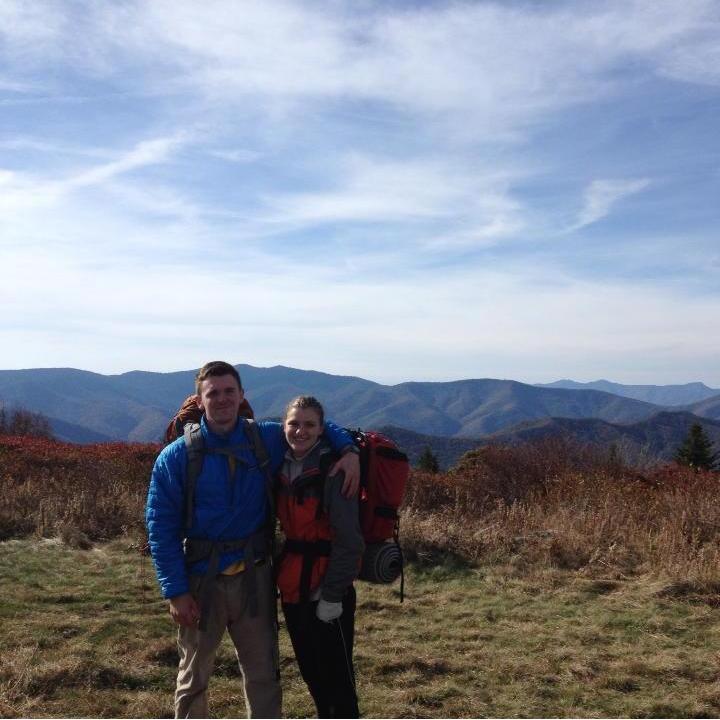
[402,439,720,581]
[3,433,719,584]
[0,435,159,541]
[0,404,53,439]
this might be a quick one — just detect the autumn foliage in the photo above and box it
[0,435,160,542]
[2,433,719,582]
[402,438,720,581]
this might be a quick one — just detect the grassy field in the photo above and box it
[2,538,719,718]
[3,434,720,717]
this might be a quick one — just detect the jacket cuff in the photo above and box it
[320,586,346,603]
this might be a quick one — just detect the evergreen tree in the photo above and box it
[417,445,440,473]
[675,423,719,471]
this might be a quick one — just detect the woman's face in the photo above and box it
[283,406,323,458]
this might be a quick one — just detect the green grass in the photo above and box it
[1,539,719,718]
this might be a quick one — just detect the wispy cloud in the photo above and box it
[1,0,719,384]
[0,136,110,156]
[66,134,187,188]
[209,148,262,164]
[572,178,652,230]
[4,1,717,125]
[0,133,188,212]
[0,77,36,92]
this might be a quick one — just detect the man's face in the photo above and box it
[196,374,244,434]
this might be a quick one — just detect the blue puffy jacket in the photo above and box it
[146,416,353,599]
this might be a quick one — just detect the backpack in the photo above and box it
[165,399,410,597]
[164,394,255,444]
[347,429,409,599]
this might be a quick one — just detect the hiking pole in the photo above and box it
[335,619,356,692]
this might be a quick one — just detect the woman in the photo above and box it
[277,395,364,718]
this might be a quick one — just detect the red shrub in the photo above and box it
[0,435,160,541]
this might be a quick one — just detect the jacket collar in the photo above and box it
[200,414,246,447]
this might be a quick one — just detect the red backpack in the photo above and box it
[347,429,410,599]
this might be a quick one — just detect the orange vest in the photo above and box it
[276,448,337,604]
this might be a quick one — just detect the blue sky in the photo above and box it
[1,0,719,386]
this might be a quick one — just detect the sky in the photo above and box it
[1,0,719,387]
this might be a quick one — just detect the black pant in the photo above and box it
[282,586,359,718]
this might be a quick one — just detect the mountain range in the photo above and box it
[382,410,720,470]
[1,365,719,468]
[535,379,720,406]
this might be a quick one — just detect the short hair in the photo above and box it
[283,395,324,425]
[195,361,242,395]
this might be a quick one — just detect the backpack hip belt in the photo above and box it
[281,538,332,604]
[184,529,266,632]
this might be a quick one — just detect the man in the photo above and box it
[146,361,359,718]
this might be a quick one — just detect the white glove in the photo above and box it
[316,598,343,623]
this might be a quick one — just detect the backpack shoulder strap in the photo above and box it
[183,422,204,531]
[242,419,275,515]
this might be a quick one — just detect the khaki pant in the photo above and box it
[175,563,282,719]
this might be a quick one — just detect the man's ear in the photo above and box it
[194,393,203,411]
[238,388,245,403]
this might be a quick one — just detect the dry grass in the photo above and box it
[0,435,157,542]
[402,441,720,584]
[4,434,718,585]
[2,434,720,716]
[2,540,720,718]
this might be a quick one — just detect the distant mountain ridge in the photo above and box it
[381,411,720,470]
[482,411,720,467]
[1,365,719,448]
[536,379,720,406]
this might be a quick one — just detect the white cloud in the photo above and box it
[0,1,64,48]
[0,77,36,92]
[3,1,717,129]
[66,134,188,188]
[0,136,110,156]
[572,178,652,230]
[1,0,719,386]
[3,241,720,385]
[659,36,720,86]
[256,155,527,250]
[0,133,189,214]
[209,148,262,164]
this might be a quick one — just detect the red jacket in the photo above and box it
[276,441,364,604]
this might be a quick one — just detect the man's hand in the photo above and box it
[331,451,360,498]
[169,593,200,627]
